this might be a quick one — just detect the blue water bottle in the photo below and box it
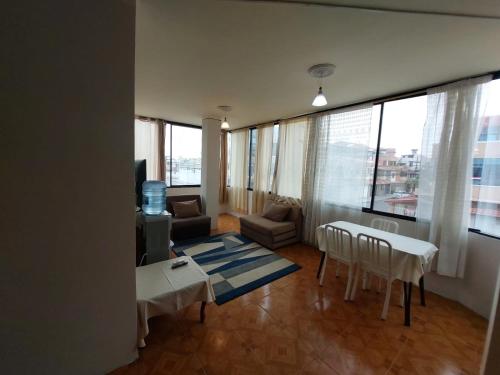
[142,180,166,215]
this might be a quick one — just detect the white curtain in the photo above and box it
[302,105,374,244]
[252,124,275,214]
[134,118,162,180]
[228,129,249,212]
[416,76,491,278]
[274,118,308,199]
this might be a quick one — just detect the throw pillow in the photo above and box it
[262,203,290,222]
[173,200,201,218]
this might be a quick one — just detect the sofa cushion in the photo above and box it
[171,215,210,230]
[240,214,295,237]
[172,200,201,218]
[262,203,290,222]
[166,195,202,216]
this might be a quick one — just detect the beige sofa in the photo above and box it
[240,199,302,250]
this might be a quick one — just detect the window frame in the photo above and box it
[362,93,427,222]
[166,121,202,188]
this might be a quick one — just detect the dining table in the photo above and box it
[316,221,438,326]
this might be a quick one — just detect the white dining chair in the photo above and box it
[319,225,356,301]
[351,233,395,320]
[370,218,399,234]
[365,218,399,292]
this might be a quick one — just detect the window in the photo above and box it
[269,124,279,190]
[470,79,500,237]
[248,128,257,189]
[226,132,232,187]
[365,96,427,218]
[165,123,202,187]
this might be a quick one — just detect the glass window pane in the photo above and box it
[269,124,279,190]
[164,123,171,186]
[171,125,202,186]
[227,132,231,187]
[248,129,257,189]
[471,79,500,236]
[373,96,427,217]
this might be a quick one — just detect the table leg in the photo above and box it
[419,276,426,307]
[317,253,326,279]
[403,282,412,326]
[200,301,207,323]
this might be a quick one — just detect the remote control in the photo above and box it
[171,260,188,269]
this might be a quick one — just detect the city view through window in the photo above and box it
[165,124,202,186]
[365,96,426,217]
[363,81,500,236]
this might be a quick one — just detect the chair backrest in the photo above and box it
[324,225,353,262]
[370,218,399,234]
[357,233,393,278]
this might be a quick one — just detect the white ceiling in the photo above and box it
[135,0,500,128]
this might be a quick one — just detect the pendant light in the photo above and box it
[218,105,232,129]
[308,63,335,107]
[221,117,230,129]
[312,87,327,107]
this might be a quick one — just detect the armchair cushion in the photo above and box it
[262,203,290,222]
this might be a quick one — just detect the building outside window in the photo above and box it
[165,123,202,186]
[470,79,500,237]
[365,96,426,218]
[248,128,257,189]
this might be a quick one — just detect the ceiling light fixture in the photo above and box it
[218,105,232,129]
[221,117,230,129]
[308,63,335,107]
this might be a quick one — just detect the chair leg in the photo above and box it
[336,261,340,278]
[377,277,383,294]
[381,279,392,320]
[362,271,367,290]
[350,264,361,301]
[344,264,353,301]
[319,255,328,286]
[399,283,404,307]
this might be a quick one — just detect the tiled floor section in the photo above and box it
[113,214,487,375]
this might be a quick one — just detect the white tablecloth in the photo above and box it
[316,221,438,285]
[136,256,215,347]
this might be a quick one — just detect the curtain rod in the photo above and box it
[239,69,500,130]
[232,0,500,21]
[135,115,201,129]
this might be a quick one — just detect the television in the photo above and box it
[134,159,147,208]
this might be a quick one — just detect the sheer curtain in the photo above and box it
[274,117,308,199]
[135,118,163,180]
[416,76,491,278]
[252,124,275,213]
[302,104,374,244]
[228,129,249,213]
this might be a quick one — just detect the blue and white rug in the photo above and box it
[172,232,301,305]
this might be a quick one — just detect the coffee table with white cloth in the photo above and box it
[316,221,438,326]
[136,256,215,347]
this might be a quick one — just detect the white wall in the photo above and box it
[0,1,137,374]
[201,119,221,229]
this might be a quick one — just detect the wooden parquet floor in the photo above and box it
[113,214,487,375]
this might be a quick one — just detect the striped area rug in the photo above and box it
[172,232,301,305]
